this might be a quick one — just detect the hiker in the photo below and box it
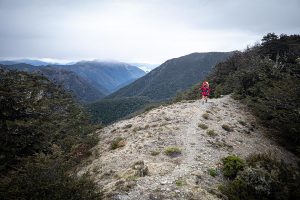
[199,81,210,104]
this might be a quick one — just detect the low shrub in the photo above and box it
[222,124,233,132]
[219,177,251,200]
[164,147,182,157]
[111,137,125,150]
[175,179,185,186]
[144,105,158,112]
[0,154,101,200]
[207,129,217,137]
[198,123,208,129]
[208,168,218,177]
[222,155,245,179]
[220,153,300,200]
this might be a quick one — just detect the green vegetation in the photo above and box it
[126,175,138,181]
[111,137,126,150]
[222,155,245,179]
[175,179,185,186]
[0,69,100,199]
[164,147,182,157]
[36,67,106,103]
[143,104,159,112]
[1,64,106,103]
[108,52,232,101]
[87,96,152,125]
[2,154,100,200]
[222,124,233,132]
[207,129,217,137]
[208,168,218,177]
[198,123,208,129]
[175,33,300,155]
[219,153,300,200]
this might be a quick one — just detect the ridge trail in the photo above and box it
[78,95,298,200]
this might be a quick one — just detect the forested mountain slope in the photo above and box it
[108,52,233,101]
[59,61,146,94]
[0,68,100,199]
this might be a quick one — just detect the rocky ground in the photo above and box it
[78,95,298,200]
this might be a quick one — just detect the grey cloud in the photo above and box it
[0,0,299,63]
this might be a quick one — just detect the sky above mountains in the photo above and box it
[0,0,299,64]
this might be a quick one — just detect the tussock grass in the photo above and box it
[111,137,125,150]
[198,123,208,129]
[164,147,182,157]
[207,129,217,137]
[175,179,185,186]
[222,124,233,132]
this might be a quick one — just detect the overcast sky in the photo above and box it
[0,0,299,64]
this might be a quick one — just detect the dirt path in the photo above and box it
[78,95,298,200]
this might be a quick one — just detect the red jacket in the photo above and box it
[200,86,210,96]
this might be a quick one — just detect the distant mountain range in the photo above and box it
[35,67,106,102]
[108,52,234,101]
[0,59,157,72]
[57,61,145,93]
[0,59,50,66]
[1,60,146,103]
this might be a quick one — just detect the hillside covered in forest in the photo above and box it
[108,52,233,101]
[0,68,101,199]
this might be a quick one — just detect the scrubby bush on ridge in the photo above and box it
[219,153,300,200]
[222,155,245,179]
[0,69,100,199]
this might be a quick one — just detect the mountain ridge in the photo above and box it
[52,61,146,94]
[107,52,234,101]
[35,67,106,102]
[78,95,299,199]
[1,61,146,102]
